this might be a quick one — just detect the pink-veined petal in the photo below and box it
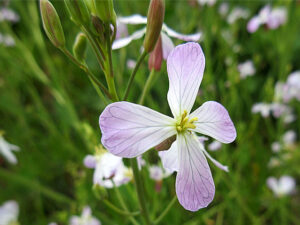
[161,32,174,60]
[159,141,179,172]
[99,102,176,158]
[190,101,236,143]
[112,28,146,50]
[167,42,205,118]
[202,147,229,172]
[163,24,202,41]
[176,133,215,211]
[118,14,148,25]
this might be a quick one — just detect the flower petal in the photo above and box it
[202,147,229,172]
[163,24,202,41]
[118,14,148,25]
[112,28,146,50]
[161,32,174,60]
[167,42,205,118]
[159,141,179,172]
[176,133,215,211]
[99,102,176,158]
[190,101,236,143]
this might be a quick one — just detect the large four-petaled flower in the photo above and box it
[99,42,236,211]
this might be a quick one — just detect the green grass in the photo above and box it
[0,0,300,224]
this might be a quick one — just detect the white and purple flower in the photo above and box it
[70,206,101,225]
[237,60,256,79]
[267,176,296,197]
[84,146,132,189]
[0,133,20,165]
[112,14,202,61]
[247,5,287,33]
[99,42,236,211]
[0,200,19,225]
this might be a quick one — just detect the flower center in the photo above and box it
[176,110,198,133]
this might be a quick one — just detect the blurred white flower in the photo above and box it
[0,200,19,225]
[284,71,300,102]
[0,33,15,47]
[48,223,57,225]
[208,140,222,151]
[0,134,20,165]
[112,14,201,60]
[271,142,281,153]
[218,3,229,17]
[238,60,256,79]
[70,206,101,225]
[126,59,136,69]
[149,165,172,181]
[227,7,249,24]
[247,5,287,33]
[83,147,132,188]
[267,176,296,197]
[0,8,19,23]
[197,0,216,6]
[252,103,272,118]
[282,130,296,147]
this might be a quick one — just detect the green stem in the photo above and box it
[104,23,119,102]
[123,51,148,101]
[130,158,152,225]
[60,48,111,101]
[112,181,140,225]
[139,69,156,105]
[103,199,140,217]
[0,168,73,205]
[154,196,177,225]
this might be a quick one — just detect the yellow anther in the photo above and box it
[189,117,198,123]
[182,117,189,124]
[185,123,196,129]
[181,110,188,120]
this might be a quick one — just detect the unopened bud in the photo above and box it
[155,135,176,151]
[93,184,108,200]
[91,15,105,41]
[148,35,163,71]
[93,0,116,23]
[143,0,165,53]
[73,33,87,62]
[40,0,65,48]
[64,0,90,26]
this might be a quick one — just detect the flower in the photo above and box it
[208,140,222,151]
[112,14,202,61]
[99,42,236,211]
[247,5,287,33]
[149,165,172,181]
[227,7,249,24]
[0,33,15,47]
[0,200,19,225]
[267,176,296,197]
[197,0,216,7]
[252,103,272,118]
[282,130,296,147]
[237,60,256,79]
[70,206,101,225]
[0,133,20,164]
[0,8,20,23]
[83,146,132,188]
[271,142,281,153]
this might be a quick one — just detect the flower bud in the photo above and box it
[40,0,65,48]
[155,135,176,151]
[64,0,90,26]
[148,35,163,71]
[143,0,165,53]
[73,33,87,62]
[91,15,105,41]
[93,0,116,23]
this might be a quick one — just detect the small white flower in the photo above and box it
[197,0,216,6]
[70,206,101,225]
[252,103,272,118]
[126,59,136,69]
[83,147,132,189]
[267,176,296,197]
[238,60,256,79]
[0,8,20,23]
[282,130,296,147]
[227,7,249,24]
[218,3,229,17]
[271,142,281,153]
[149,165,172,181]
[0,134,20,165]
[208,140,222,151]
[0,200,19,225]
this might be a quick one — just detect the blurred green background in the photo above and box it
[0,0,300,224]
